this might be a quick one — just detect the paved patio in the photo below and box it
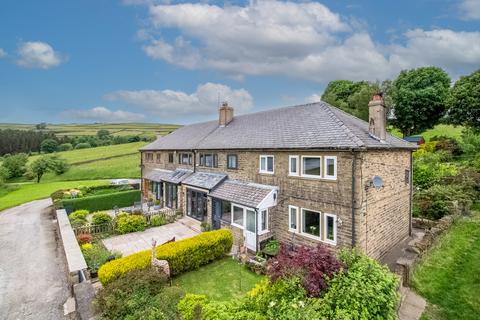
[102,219,199,256]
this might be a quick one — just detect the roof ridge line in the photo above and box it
[320,102,365,148]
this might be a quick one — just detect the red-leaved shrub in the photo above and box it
[77,233,93,245]
[267,245,343,297]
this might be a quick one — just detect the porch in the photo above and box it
[143,169,279,252]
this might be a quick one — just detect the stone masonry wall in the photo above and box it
[356,150,412,259]
[141,149,412,259]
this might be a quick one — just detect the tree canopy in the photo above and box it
[391,66,451,137]
[447,69,480,130]
[40,138,58,153]
[322,80,379,122]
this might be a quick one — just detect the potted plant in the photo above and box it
[153,199,161,210]
[262,239,280,257]
[146,197,154,209]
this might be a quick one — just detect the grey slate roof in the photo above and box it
[209,179,276,208]
[140,102,417,151]
[182,171,227,190]
[161,169,193,184]
[144,169,174,182]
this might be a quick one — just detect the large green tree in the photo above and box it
[40,138,58,153]
[447,69,480,130]
[30,157,51,183]
[391,67,451,137]
[322,80,381,122]
[1,153,28,179]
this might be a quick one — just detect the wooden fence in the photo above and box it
[72,208,182,236]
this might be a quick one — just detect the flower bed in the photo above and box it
[178,247,399,320]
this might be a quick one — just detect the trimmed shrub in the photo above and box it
[95,268,184,320]
[92,211,113,225]
[115,215,146,234]
[77,233,93,245]
[62,190,140,212]
[98,229,233,285]
[267,245,343,297]
[150,214,166,227]
[69,209,89,220]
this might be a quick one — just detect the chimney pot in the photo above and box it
[368,94,387,141]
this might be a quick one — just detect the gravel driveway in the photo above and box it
[0,199,69,320]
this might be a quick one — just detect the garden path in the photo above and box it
[102,217,199,256]
[0,199,70,320]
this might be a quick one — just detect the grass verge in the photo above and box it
[412,208,480,320]
[0,179,108,212]
[172,257,264,301]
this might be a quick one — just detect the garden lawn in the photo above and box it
[172,257,264,301]
[0,179,108,211]
[412,207,480,320]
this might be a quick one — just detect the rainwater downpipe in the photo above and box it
[351,150,357,248]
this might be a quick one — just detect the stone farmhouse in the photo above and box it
[140,95,417,259]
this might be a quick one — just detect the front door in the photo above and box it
[212,198,221,230]
[187,189,207,221]
[244,209,257,251]
[165,183,177,209]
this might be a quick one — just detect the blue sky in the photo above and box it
[0,0,479,124]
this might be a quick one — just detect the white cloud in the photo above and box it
[16,41,64,69]
[104,82,254,116]
[62,106,145,122]
[0,48,7,58]
[139,1,480,82]
[459,0,480,20]
[305,94,321,103]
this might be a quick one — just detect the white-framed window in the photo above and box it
[259,155,274,174]
[301,156,322,178]
[232,204,244,228]
[259,209,268,234]
[301,208,322,239]
[289,155,299,176]
[288,205,299,232]
[324,156,337,180]
[324,213,337,245]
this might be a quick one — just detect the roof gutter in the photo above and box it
[351,149,357,248]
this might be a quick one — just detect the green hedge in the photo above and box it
[98,229,233,285]
[63,190,140,212]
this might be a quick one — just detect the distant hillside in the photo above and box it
[0,123,181,138]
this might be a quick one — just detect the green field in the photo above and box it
[27,141,146,165]
[0,122,181,138]
[43,153,141,181]
[388,124,464,141]
[0,180,108,211]
[1,142,147,209]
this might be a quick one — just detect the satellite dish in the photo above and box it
[372,176,384,189]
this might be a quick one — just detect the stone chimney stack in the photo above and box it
[219,101,234,127]
[368,93,387,141]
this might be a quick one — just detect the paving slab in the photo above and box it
[102,219,199,256]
